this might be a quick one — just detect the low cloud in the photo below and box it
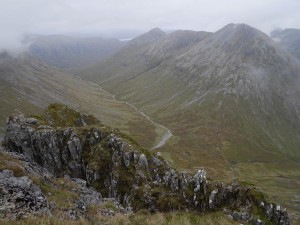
[1,0,300,53]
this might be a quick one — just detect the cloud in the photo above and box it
[1,0,300,52]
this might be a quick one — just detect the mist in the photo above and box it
[1,0,300,53]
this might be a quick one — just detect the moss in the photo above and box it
[116,163,136,201]
[243,188,273,225]
[81,130,113,196]
[240,180,256,187]
[31,103,101,128]
[104,202,117,212]
[251,204,273,225]
[120,133,143,149]
[185,183,196,199]
[248,188,272,204]
[131,185,150,210]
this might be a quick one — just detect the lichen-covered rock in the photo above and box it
[72,178,102,210]
[2,105,291,225]
[0,170,50,220]
[5,115,85,177]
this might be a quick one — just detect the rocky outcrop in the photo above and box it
[0,169,50,220]
[1,104,290,224]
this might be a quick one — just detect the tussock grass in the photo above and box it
[0,152,26,177]
[1,211,239,225]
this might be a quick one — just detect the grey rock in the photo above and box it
[122,151,131,168]
[151,156,162,166]
[64,209,78,220]
[209,189,218,208]
[233,211,250,221]
[138,154,148,169]
[26,118,38,125]
[0,170,50,220]
[101,208,115,217]
[73,177,102,209]
[163,169,179,191]
[37,125,53,129]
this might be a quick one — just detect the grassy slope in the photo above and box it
[0,54,162,150]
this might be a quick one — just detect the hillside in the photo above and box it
[28,35,124,70]
[0,52,163,150]
[81,24,300,221]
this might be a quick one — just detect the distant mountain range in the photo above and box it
[28,34,124,70]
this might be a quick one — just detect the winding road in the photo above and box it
[89,81,173,150]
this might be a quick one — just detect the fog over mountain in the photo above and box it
[1,0,300,53]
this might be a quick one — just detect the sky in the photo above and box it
[1,0,300,52]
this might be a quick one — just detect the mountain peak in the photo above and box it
[208,23,272,56]
[148,27,165,34]
[129,27,166,46]
[216,23,267,39]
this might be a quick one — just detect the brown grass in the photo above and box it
[0,211,240,225]
[0,152,26,177]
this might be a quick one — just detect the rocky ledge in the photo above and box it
[0,104,290,224]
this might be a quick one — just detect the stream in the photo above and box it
[89,81,173,150]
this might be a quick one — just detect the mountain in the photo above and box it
[28,35,124,70]
[128,27,166,46]
[0,52,162,150]
[0,104,290,224]
[271,28,300,61]
[81,24,300,221]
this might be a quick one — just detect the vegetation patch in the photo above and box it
[0,152,26,177]
[30,103,101,128]
[32,176,79,209]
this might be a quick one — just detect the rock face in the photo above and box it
[2,104,290,225]
[0,170,50,220]
[5,114,86,177]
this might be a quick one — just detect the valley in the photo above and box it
[0,53,163,150]
[0,23,300,224]
[78,24,300,222]
[88,81,173,150]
